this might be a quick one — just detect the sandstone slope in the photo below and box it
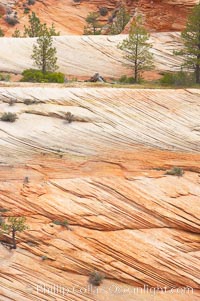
[0,0,199,35]
[0,33,183,78]
[0,86,200,300]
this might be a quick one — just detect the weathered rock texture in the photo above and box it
[0,0,199,35]
[0,33,183,77]
[0,86,200,300]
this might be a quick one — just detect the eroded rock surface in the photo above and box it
[0,33,183,77]
[0,86,200,300]
[0,0,199,35]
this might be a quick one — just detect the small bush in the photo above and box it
[1,112,18,122]
[24,99,37,105]
[8,99,17,106]
[88,271,105,286]
[41,255,48,261]
[118,75,135,84]
[24,7,30,14]
[0,208,9,213]
[28,0,36,5]
[65,112,74,123]
[21,69,65,83]
[0,73,10,81]
[165,167,184,177]
[99,7,108,16]
[52,220,68,228]
[5,15,19,26]
[160,71,194,86]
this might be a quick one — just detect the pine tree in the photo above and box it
[175,3,200,83]
[84,12,102,35]
[109,6,130,35]
[118,16,154,83]
[31,24,58,73]
[24,12,42,37]
[1,216,28,249]
[24,12,60,37]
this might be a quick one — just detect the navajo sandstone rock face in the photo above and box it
[0,33,182,77]
[0,86,200,300]
[0,0,199,35]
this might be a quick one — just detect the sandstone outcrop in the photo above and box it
[0,0,199,35]
[0,86,200,300]
[0,33,183,78]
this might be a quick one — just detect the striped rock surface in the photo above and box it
[0,86,199,300]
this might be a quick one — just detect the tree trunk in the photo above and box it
[134,62,138,83]
[12,229,16,249]
[196,64,200,83]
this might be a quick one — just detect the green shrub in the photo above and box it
[0,208,9,213]
[21,69,65,83]
[24,7,30,14]
[24,99,37,105]
[99,7,108,16]
[52,220,68,227]
[165,167,184,177]
[41,255,48,261]
[65,112,74,123]
[160,71,194,86]
[118,75,135,84]
[88,271,105,286]
[28,0,36,5]
[1,112,18,122]
[5,15,19,26]
[8,99,17,106]
[0,73,10,81]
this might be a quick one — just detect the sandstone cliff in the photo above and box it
[0,33,183,78]
[0,86,200,300]
[0,0,199,35]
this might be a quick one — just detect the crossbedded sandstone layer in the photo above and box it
[0,0,199,35]
[0,33,183,77]
[0,86,200,300]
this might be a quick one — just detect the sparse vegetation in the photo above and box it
[0,208,9,213]
[0,217,28,249]
[8,99,17,106]
[41,255,48,260]
[24,12,60,37]
[31,24,58,73]
[174,3,200,84]
[1,112,18,122]
[109,5,130,35]
[28,0,36,5]
[84,12,102,35]
[24,99,38,105]
[118,75,135,84]
[5,14,19,26]
[24,7,30,14]
[23,176,29,184]
[160,71,194,86]
[88,271,105,286]
[21,69,64,83]
[99,7,108,17]
[12,28,21,37]
[65,112,74,123]
[118,15,154,83]
[165,167,184,177]
[52,220,69,228]
[0,73,10,81]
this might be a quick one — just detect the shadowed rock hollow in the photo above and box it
[0,86,200,300]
